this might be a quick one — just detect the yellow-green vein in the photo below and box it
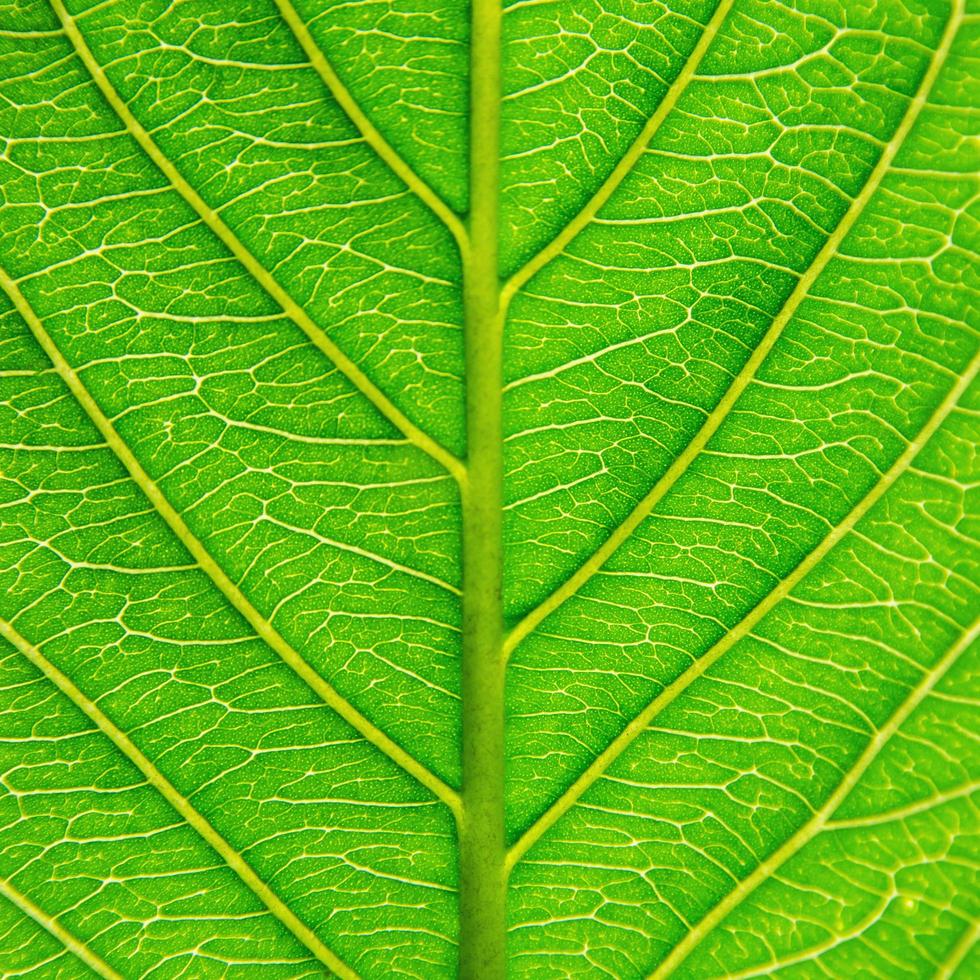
[502,0,961,660]
[500,0,734,307]
[457,0,507,974]
[0,874,123,980]
[272,0,469,254]
[0,264,462,820]
[938,919,980,980]
[0,617,356,979]
[650,615,980,979]
[506,342,980,873]
[825,782,980,831]
[49,0,465,485]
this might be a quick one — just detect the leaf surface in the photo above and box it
[0,0,977,977]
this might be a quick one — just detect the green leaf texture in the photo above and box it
[0,0,977,976]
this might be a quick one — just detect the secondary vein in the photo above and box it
[503,0,961,659]
[0,616,357,979]
[49,0,465,485]
[506,341,980,874]
[649,613,980,979]
[937,919,980,980]
[500,0,735,306]
[272,0,469,254]
[0,264,462,820]
[0,874,123,980]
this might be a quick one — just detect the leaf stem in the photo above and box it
[458,0,506,975]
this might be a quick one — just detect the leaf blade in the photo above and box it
[51,0,463,481]
[508,345,979,869]
[0,263,460,815]
[0,874,121,980]
[1,0,977,975]
[0,616,358,978]
[503,0,964,657]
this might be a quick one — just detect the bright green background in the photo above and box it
[0,0,977,976]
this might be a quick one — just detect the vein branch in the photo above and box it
[49,0,465,485]
[937,919,980,980]
[0,873,123,980]
[649,613,980,979]
[506,342,980,873]
[0,264,462,820]
[500,0,734,306]
[271,0,469,253]
[0,617,358,979]
[503,1,960,659]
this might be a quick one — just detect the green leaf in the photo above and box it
[0,0,977,976]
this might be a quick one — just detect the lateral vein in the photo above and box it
[500,0,735,305]
[506,342,980,873]
[937,919,980,980]
[649,614,980,979]
[0,265,462,820]
[271,0,469,254]
[49,0,465,485]
[503,0,961,659]
[0,617,357,979]
[0,874,123,980]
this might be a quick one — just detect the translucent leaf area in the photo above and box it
[0,0,977,976]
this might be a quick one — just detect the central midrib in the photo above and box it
[457,0,507,977]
